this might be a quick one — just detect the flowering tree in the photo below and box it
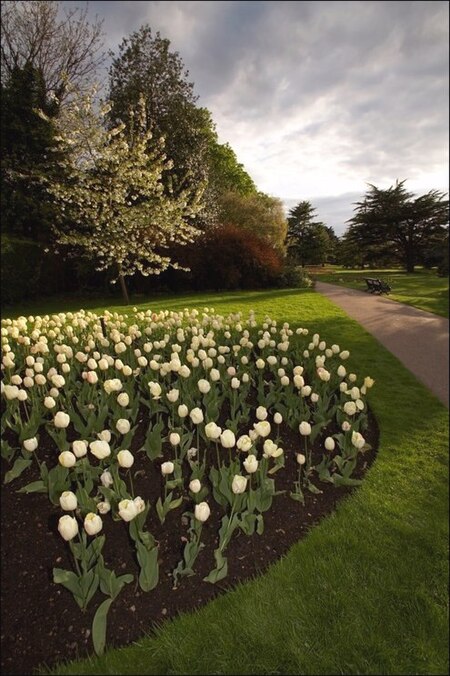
[42,87,205,302]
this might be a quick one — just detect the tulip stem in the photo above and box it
[215,441,221,469]
[128,469,135,498]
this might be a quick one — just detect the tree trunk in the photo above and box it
[117,264,130,304]
[405,247,415,273]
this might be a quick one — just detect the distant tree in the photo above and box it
[324,225,339,264]
[347,180,449,272]
[1,1,105,101]
[286,201,331,266]
[42,88,205,303]
[1,62,64,241]
[218,191,287,252]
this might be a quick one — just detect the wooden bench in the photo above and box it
[364,278,391,294]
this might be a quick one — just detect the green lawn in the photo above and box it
[310,267,449,318]
[5,289,448,675]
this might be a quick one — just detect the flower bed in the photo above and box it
[1,307,378,673]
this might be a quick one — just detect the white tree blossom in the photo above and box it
[42,86,205,292]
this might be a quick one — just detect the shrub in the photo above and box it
[0,235,43,305]
[274,265,314,289]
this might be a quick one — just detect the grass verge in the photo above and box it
[310,267,449,318]
[10,288,446,675]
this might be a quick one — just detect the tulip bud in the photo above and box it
[116,418,131,435]
[84,512,103,536]
[190,407,204,425]
[59,491,78,511]
[59,451,76,468]
[232,474,248,494]
[161,461,174,475]
[58,515,79,541]
[243,454,259,474]
[118,498,138,522]
[220,429,236,448]
[189,479,201,494]
[117,449,134,468]
[256,406,268,421]
[296,453,306,465]
[194,501,210,522]
[299,421,311,436]
[23,437,38,452]
[169,432,181,446]
[54,411,70,428]
[324,437,335,451]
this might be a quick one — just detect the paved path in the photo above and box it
[315,281,449,407]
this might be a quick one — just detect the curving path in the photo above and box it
[315,281,449,407]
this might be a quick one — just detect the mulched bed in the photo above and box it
[1,405,379,676]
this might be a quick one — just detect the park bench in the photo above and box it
[364,278,391,294]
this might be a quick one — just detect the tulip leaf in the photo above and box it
[203,549,228,584]
[169,496,183,511]
[135,540,159,592]
[0,439,16,463]
[4,456,32,484]
[53,568,84,608]
[332,474,362,487]
[144,420,164,460]
[17,479,48,494]
[92,597,113,656]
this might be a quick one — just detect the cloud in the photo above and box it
[62,0,449,226]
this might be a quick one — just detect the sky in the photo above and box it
[62,0,449,235]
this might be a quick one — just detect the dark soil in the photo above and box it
[1,406,379,676]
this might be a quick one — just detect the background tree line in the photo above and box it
[1,1,447,306]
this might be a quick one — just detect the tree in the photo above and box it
[217,191,287,252]
[286,201,331,266]
[347,180,449,272]
[1,1,105,101]
[207,141,256,197]
[1,62,64,241]
[42,88,205,303]
[108,25,212,198]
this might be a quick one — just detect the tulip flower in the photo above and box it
[59,491,78,511]
[232,474,248,494]
[117,449,134,468]
[58,515,79,541]
[194,502,210,522]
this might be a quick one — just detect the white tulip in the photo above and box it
[117,392,130,407]
[58,515,79,541]
[23,437,38,452]
[198,379,211,394]
[97,501,111,514]
[194,501,210,522]
[54,411,70,428]
[178,404,189,418]
[117,449,134,468]
[190,407,204,425]
[169,432,181,446]
[100,470,113,487]
[343,401,357,416]
[243,454,259,473]
[84,513,103,536]
[189,479,202,494]
[118,498,138,522]
[161,461,174,475]
[253,421,271,438]
[166,388,179,403]
[90,440,111,460]
[220,429,236,448]
[256,406,268,421]
[59,451,77,467]
[232,474,248,494]
[299,421,312,436]
[324,437,336,451]
[236,435,253,452]
[296,453,306,465]
[205,422,222,440]
[116,418,131,435]
[351,431,366,450]
[59,491,78,511]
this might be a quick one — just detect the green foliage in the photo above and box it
[0,235,43,305]
[108,25,210,196]
[207,142,256,197]
[346,180,449,273]
[274,265,314,289]
[1,63,63,242]
[286,201,333,265]
[218,191,288,251]
[163,223,283,291]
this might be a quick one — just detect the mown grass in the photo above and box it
[8,288,447,675]
[309,267,449,318]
